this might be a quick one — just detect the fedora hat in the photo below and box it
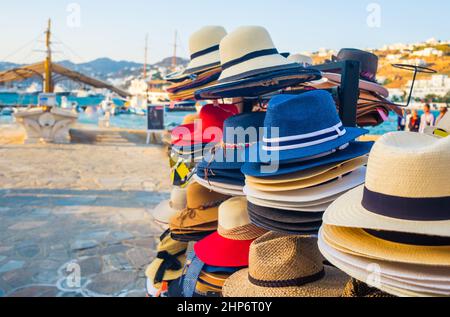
[324,48,389,97]
[171,103,239,147]
[249,212,322,235]
[184,26,227,75]
[222,233,348,297]
[425,112,450,138]
[244,167,366,204]
[151,187,187,225]
[145,230,188,288]
[323,132,450,237]
[242,141,373,177]
[193,175,245,197]
[246,156,368,192]
[169,182,230,231]
[194,197,268,268]
[246,91,369,165]
[247,195,333,212]
[248,202,324,224]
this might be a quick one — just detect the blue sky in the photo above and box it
[1,0,449,64]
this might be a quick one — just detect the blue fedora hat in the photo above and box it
[197,168,245,180]
[242,141,373,177]
[246,91,368,164]
[198,112,266,170]
[195,68,321,100]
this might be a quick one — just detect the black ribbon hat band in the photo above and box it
[248,269,325,288]
[190,44,220,60]
[222,48,280,71]
[362,187,450,221]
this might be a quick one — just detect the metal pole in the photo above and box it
[339,60,360,127]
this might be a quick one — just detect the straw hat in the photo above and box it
[194,197,267,267]
[222,233,348,297]
[184,26,227,74]
[169,182,230,230]
[145,231,188,288]
[247,195,333,212]
[324,132,450,237]
[244,167,366,204]
[425,112,450,138]
[217,26,299,83]
[246,156,368,192]
[151,187,187,225]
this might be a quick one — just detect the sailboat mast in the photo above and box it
[44,18,53,93]
[143,33,148,81]
[172,30,178,70]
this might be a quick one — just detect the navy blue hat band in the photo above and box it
[222,48,279,71]
[190,44,220,60]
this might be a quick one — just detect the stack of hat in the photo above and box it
[164,26,227,101]
[222,232,349,297]
[168,197,268,297]
[194,112,266,196]
[299,48,402,127]
[195,26,322,100]
[145,230,188,297]
[242,90,373,234]
[151,186,187,228]
[169,182,230,242]
[320,132,450,297]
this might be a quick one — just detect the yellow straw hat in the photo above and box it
[324,132,450,237]
[222,232,348,297]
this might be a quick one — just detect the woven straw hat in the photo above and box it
[184,26,227,74]
[151,187,187,225]
[324,132,450,237]
[222,232,348,297]
[218,26,298,83]
[169,182,229,230]
[246,156,368,192]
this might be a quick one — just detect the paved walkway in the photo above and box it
[0,129,171,297]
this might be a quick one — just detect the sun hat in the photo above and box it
[246,91,369,165]
[247,195,333,212]
[194,197,268,268]
[145,230,188,288]
[151,187,187,225]
[244,167,366,204]
[171,103,239,147]
[245,156,368,192]
[288,54,314,66]
[249,215,322,235]
[242,141,373,177]
[247,202,324,224]
[246,156,368,185]
[222,232,348,297]
[193,174,245,197]
[323,132,450,237]
[169,182,230,231]
[425,112,450,138]
[323,48,389,98]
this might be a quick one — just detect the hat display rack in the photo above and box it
[145,25,448,298]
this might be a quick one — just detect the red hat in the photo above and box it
[194,197,268,267]
[171,104,239,147]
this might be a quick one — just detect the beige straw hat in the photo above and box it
[184,26,227,74]
[218,26,298,83]
[246,156,368,192]
[222,233,348,297]
[151,187,187,225]
[244,167,366,203]
[425,112,450,138]
[324,132,450,237]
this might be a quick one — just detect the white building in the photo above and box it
[406,75,450,98]
[412,47,444,57]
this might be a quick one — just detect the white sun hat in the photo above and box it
[323,131,450,237]
[151,187,187,225]
[425,112,450,138]
[217,26,299,83]
[287,53,314,66]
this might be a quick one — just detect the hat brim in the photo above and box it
[198,148,246,170]
[249,212,322,233]
[244,167,366,203]
[322,224,450,266]
[194,175,245,196]
[184,50,221,75]
[245,156,367,192]
[248,203,324,224]
[246,156,368,185]
[151,200,182,225]
[145,254,186,285]
[323,185,450,238]
[247,195,332,212]
[318,235,448,297]
[172,123,222,147]
[171,231,215,243]
[242,141,373,177]
[169,206,220,230]
[323,73,389,98]
[247,127,368,165]
[197,168,245,181]
[194,232,254,267]
[222,266,348,297]
[195,68,322,100]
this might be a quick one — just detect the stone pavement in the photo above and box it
[0,134,172,297]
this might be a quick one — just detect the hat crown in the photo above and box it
[335,48,378,81]
[264,91,341,140]
[366,132,450,198]
[189,26,227,56]
[288,54,313,66]
[220,26,276,64]
[249,233,324,282]
[158,234,188,254]
[218,197,251,230]
[170,187,187,210]
[186,182,229,209]
[199,104,239,130]
[222,112,266,144]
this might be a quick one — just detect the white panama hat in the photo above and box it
[151,187,187,225]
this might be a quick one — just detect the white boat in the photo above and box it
[0,107,14,116]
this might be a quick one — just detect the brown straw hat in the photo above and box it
[222,233,348,297]
[169,182,230,231]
